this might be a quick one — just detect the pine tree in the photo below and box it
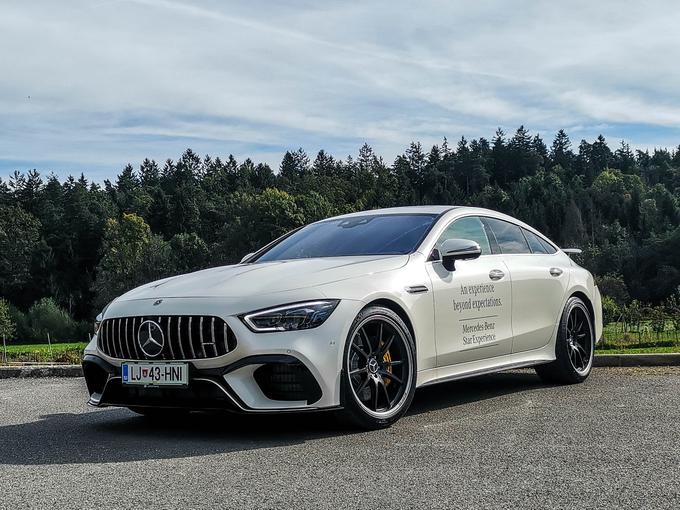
[550,129,573,171]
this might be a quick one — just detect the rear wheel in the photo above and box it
[535,296,594,384]
[341,306,417,429]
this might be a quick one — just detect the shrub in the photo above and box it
[601,296,620,325]
[26,298,77,342]
[7,304,30,341]
[596,273,630,307]
[649,306,667,337]
[665,288,680,333]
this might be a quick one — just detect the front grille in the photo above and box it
[97,315,237,360]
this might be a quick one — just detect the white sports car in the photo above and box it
[82,206,603,428]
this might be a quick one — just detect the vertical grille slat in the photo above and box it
[157,316,164,360]
[122,318,129,359]
[210,318,218,357]
[118,318,123,358]
[102,320,109,356]
[116,319,122,359]
[199,317,207,359]
[166,316,175,360]
[98,314,235,361]
[131,317,140,359]
[187,317,196,359]
[177,317,185,359]
[107,320,115,358]
[99,322,105,354]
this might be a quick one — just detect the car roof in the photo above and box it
[326,205,459,221]
[323,206,558,247]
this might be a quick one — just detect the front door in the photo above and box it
[425,216,513,367]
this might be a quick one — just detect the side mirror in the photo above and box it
[240,252,255,263]
[439,238,481,271]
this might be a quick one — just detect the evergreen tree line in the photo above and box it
[1,126,680,341]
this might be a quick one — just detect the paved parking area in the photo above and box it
[1,367,678,509]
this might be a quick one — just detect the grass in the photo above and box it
[2,321,679,365]
[596,346,680,354]
[601,321,679,344]
[1,342,88,364]
[597,320,680,354]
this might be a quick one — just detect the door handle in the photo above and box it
[489,269,505,281]
[549,267,563,277]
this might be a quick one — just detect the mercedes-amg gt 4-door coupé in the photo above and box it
[83,206,602,428]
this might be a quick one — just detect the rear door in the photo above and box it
[483,218,570,353]
[425,216,513,367]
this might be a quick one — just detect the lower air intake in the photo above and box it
[254,361,322,404]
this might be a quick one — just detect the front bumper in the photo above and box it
[83,298,361,412]
[83,354,333,413]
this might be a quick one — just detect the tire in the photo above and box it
[340,306,417,429]
[535,296,595,384]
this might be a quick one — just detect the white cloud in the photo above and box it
[1,0,680,179]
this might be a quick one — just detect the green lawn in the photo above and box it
[598,320,680,353]
[1,342,88,364]
[596,346,680,354]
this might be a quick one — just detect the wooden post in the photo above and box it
[47,332,53,360]
[2,334,6,364]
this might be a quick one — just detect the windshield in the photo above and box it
[255,214,438,262]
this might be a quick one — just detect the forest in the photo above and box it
[1,126,680,342]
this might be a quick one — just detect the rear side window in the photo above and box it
[521,228,558,254]
[538,237,557,254]
[484,218,531,254]
[522,228,548,254]
[436,216,491,255]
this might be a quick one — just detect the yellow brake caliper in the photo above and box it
[382,349,392,386]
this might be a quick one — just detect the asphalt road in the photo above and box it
[1,367,679,510]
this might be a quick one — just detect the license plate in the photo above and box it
[121,362,188,387]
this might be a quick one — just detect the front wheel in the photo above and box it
[340,306,417,429]
[535,296,594,384]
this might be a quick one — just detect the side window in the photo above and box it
[538,237,557,254]
[435,216,491,255]
[484,218,531,254]
[522,228,548,254]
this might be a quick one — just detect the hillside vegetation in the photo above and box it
[1,127,679,342]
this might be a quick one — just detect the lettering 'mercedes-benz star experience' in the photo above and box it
[82,206,603,429]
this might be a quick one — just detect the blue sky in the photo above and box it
[2,0,680,182]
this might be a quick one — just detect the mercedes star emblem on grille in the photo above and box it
[138,320,165,358]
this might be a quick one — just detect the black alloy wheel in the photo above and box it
[341,306,416,429]
[535,296,594,384]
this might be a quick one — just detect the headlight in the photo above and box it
[94,301,112,334]
[240,300,340,333]
[94,313,103,334]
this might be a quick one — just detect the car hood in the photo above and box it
[118,255,409,301]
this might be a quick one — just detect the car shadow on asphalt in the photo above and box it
[0,370,544,466]
[408,369,545,416]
